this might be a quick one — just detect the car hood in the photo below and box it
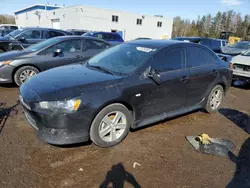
[232,55,250,66]
[221,46,247,55]
[0,50,32,61]
[20,64,123,102]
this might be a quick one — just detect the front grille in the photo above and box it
[233,64,250,72]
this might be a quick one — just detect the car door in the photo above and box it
[138,47,189,118]
[186,45,220,107]
[36,39,86,71]
[82,39,111,60]
[17,29,43,48]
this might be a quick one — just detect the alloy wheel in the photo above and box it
[20,70,37,83]
[210,88,223,110]
[98,111,127,142]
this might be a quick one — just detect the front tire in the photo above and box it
[14,66,39,86]
[205,85,224,113]
[90,103,132,147]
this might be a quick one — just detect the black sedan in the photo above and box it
[0,36,111,86]
[20,40,233,147]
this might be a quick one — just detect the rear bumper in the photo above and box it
[22,105,95,145]
[0,65,14,84]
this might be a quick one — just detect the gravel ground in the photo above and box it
[0,84,249,188]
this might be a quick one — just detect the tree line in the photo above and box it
[0,15,15,24]
[172,10,250,40]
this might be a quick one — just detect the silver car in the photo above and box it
[232,49,250,83]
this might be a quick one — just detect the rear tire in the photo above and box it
[205,85,224,113]
[90,103,132,148]
[14,66,39,86]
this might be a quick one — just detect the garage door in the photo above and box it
[51,19,61,29]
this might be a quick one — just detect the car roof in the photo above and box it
[126,39,184,48]
[19,27,69,32]
[51,36,111,44]
[91,31,119,35]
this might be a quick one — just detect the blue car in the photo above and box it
[83,32,124,45]
[172,37,227,53]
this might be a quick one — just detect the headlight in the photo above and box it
[39,99,81,112]
[0,61,12,67]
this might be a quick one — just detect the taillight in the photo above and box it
[229,63,233,70]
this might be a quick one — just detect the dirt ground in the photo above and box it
[0,84,249,188]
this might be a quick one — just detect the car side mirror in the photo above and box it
[147,68,161,85]
[53,49,63,57]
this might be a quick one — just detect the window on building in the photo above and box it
[136,19,142,25]
[157,21,162,27]
[112,15,119,22]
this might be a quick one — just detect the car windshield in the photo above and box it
[26,38,62,52]
[5,29,24,38]
[87,43,158,75]
[242,49,250,56]
[229,42,250,49]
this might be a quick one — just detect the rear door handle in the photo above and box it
[180,76,189,82]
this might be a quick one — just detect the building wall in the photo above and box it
[15,5,173,41]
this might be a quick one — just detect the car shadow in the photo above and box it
[227,137,250,188]
[131,109,201,132]
[0,83,17,88]
[232,81,250,90]
[53,140,92,148]
[0,101,20,134]
[100,163,141,188]
[219,108,250,134]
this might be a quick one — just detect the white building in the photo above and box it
[14,4,173,41]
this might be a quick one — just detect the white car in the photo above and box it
[232,49,250,83]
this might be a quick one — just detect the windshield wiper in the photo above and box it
[88,65,114,75]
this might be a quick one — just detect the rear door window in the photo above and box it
[45,40,82,54]
[19,30,41,39]
[103,34,113,40]
[83,39,110,51]
[48,31,65,38]
[188,46,218,67]
[152,48,185,72]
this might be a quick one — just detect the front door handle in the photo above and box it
[180,76,189,82]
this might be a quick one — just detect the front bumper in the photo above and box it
[22,104,95,145]
[0,65,15,84]
[233,69,250,82]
